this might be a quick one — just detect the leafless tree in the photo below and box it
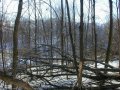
[12,0,23,89]
[92,0,97,68]
[105,0,113,73]
[77,0,84,89]
[65,0,78,76]
[0,0,5,74]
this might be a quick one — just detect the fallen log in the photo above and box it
[85,84,120,90]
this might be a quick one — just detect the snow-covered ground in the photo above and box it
[0,54,120,90]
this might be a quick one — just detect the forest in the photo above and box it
[0,0,120,90]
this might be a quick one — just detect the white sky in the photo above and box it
[0,0,117,24]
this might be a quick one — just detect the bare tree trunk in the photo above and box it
[92,0,97,68]
[28,0,33,80]
[0,0,5,74]
[85,0,91,56]
[65,0,78,75]
[49,0,53,75]
[33,0,39,75]
[0,1,6,88]
[73,0,76,50]
[105,0,113,74]
[28,0,31,49]
[78,0,84,89]
[12,0,23,89]
[118,0,120,74]
[34,0,37,52]
[60,0,64,66]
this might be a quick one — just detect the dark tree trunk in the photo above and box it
[12,0,23,89]
[92,0,97,68]
[0,0,5,74]
[65,0,78,75]
[78,0,84,89]
[105,0,113,73]
[60,0,64,65]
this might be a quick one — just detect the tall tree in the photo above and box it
[34,0,37,52]
[28,0,31,48]
[85,0,91,54]
[49,0,53,74]
[92,0,97,68]
[116,0,120,73]
[113,0,120,74]
[60,0,64,65]
[33,0,39,75]
[78,0,84,89]
[0,0,5,74]
[73,0,76,48]
[12,0,23,89]
[105,0,113,73]
[65,0,78,75]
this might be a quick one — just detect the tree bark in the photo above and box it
[105,0,113,73]
[78,0,84,89]
[92,0,97,68]
[0,0,5,74]
[12,0,23,89]
[65,0,78,75]
[60,0,64,66]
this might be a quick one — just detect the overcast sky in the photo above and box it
[0,0,117,24]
